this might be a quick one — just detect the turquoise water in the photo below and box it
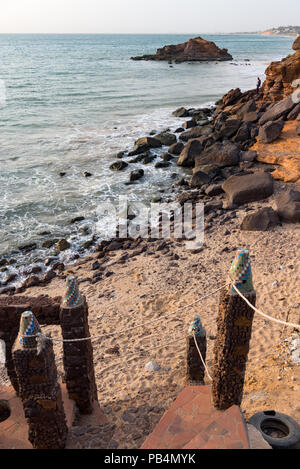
[0,34,295,277]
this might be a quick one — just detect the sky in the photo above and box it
[0,0,300,34]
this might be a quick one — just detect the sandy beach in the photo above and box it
[1,176,299,448]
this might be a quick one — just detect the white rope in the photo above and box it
[231,282,300,331]
[25,282,230,343]
[192,332,213,381]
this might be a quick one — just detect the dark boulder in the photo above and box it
[222,171,274,206]
[275,190,300,223]
[259,96,296,125]
[179,125,212,142]
[232,122,252,143]
[143,155,156,164]
[161,152,173,161]
[240,150,257,162]
[219,119,241,138]
[221,88,242,107]
[131,137,162,155]
[183,119,197,129]
[110,161,128,171]
[130,169,144,182]
[189,171,211,188]
[173,107,189,117]
[240,207,280,231]
[177,140,202,167]
[129,153,148,163]
[155,161,170,168]
[199,141,241,167]
[205,183,224,197]
[155,132,177,146]
[194,164,221,180]
[287,103,300,120]
[258,120,284,143]
[168,141,184,155]
[237,99,257,119]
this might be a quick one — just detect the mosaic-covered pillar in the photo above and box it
[12,311,68,449]
[186,315,207,383]
[212,249,256,410]
[60,277,97,414]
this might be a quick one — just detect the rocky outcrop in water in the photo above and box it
[131,37,232,63]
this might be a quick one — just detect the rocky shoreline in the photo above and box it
[1,36,300,297]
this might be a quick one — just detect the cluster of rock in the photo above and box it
[131,37,233,63]
[108,107,214,183]
[260,35,300,102]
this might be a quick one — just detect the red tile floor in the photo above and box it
[141,386,249,449]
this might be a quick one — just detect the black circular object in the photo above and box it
[249,410,300,449]
[0,400,11,423]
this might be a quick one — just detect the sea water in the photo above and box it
[0,33,295,277]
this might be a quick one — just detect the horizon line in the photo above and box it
[0,31,265,35]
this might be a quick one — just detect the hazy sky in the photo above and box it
[1,0,300,34]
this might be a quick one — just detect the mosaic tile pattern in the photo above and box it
[229,249,253,293]
[18,311,41,349]
[63,276,82,308]
[188,315,205,337]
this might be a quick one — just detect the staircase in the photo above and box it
[141,386,250,450]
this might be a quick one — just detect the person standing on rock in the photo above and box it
[256,77,262,95]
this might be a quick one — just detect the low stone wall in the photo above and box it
[0,296,61,394]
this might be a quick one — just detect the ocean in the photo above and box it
[0,33,295,280]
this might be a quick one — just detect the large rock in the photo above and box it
[220,88,243,107]
[131,36,232,62]
[168,141,184,155]
[110,161,128,171]
[219,119,241,138]
[232,122,252,143]
[179,125,212,142]
[222,171,274,206]
[240,150,257,162]
[237,99,257,119]
[258,120,284,143]
[172,107,189,117]
[177,140,202,167]
[155,132,177,146]
[197,141,240,167]
[194,164,221,179]
[287,102,300,120]
[240,207,280,231]
[134,136,162,152]
[275,190,300,222]
[55,239,71,251]
[259,96,296,125]
[183,119,197,129]
[189,171,211,188]
[130,169,144,182]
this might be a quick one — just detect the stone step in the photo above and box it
[184,404,249,449]
[141,386,249,450]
